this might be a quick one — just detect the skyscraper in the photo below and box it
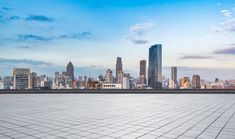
[13,68,30,90]
[66,61,74,81]
[171,67,177,85]
[116,57,123,83]
[192,75,201,89]
[30,72,37,89]
[148,44,162,89]
[140,60,146,84]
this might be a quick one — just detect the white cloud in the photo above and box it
[211,27,224,33]
[220,18,235,32]
[130,22,155,35]
[124,22,156,45]
[220,9,231,17]
[212,7,235,34]
[131,39,148,44]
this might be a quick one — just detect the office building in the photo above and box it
[84,76,88,88]
[64,75,72,89]
[180,77,190,89]
[104,69,114,83]
[117,71,123,84]
[123,74,130,89]
[148,44,162,89]
[171,67,177,85]
[0,81,3,89]
[13,68,30,90]
[192,75,200,89]
[139,60,146,84]
[30,72,37,89]
[3,76,13,89]
[66,61,74,81]
[116,57,123,82]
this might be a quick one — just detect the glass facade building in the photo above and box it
[171,67,177,84]
[66,61,74,81]
[148,44,162,89]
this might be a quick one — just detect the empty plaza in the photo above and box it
[0,94,234,139]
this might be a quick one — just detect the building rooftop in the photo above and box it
[0,94,234,139]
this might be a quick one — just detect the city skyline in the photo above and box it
[1,0,235,80]
[2,55,235,90]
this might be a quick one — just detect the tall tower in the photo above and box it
[30,72,37,89]
[66,61,74,81]
[148,44,162,89]
[139,60,146,84]
[171,67,177,85]
[116,57,123,82]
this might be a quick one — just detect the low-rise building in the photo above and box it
[102,83,122,89]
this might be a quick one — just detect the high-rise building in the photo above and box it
[148,44,162,89]
[13,68,30,90]
[192,75,201,89]
[139,60,146,84]
[84,76,88,88]
[104,69,114,83]
[66,61,74,81]
[116,57,123,82]
[30,72,37,89]
[171,67,177,85]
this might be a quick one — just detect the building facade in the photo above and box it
[13,68,30,90]
[117,71,123,84]
[102,83,122,89]
[123,74,130,89]
[171,67,177,86]
[148,44,162,89]
[104,69,114,83]
[29,72,37,89]
[66,61,74,81]
[192,75,201,89]
[180,77,191,89]
[116,57,123,83]
[139,60,146,84]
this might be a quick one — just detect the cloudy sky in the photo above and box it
[0,0,235,81]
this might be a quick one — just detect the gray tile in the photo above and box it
[0,94,234,139]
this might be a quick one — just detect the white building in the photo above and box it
[102,83,122,89]
[123,74,130,89]
[0,81,4,89]
[64,76,72,89]
[168,79,177,89]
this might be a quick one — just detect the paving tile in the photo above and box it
[0,94,234,139]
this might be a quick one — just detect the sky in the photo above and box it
[0,0,235,81]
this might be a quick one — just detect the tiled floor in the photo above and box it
[0,94,234,139]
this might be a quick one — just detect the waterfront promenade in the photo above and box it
[0,89,235,94]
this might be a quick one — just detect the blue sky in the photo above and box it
[0,0,235,81]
